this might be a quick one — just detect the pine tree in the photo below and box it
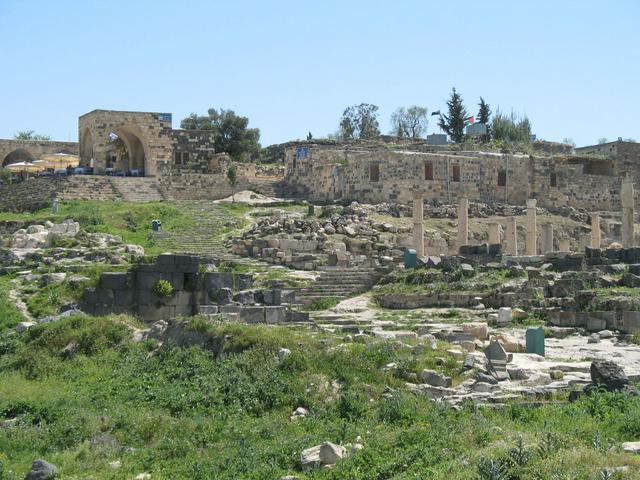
[477,97,492,142]
[438,88,468,143]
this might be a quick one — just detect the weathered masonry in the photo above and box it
[283,142,633,210]
[79,110,217,176]
[0,139,78,167]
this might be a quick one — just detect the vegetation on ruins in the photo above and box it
[438,87,469,143]
[491,110,532,146]
[0,312,639,478]
[339,103,381,140]
[0,168,11,185]
[389,105,429,138]
[153,279,174,298]
[180,108,261,162]
[13,130,51,141]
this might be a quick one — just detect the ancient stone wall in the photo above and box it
[79,110,218,177]
[284,144,629,210]
[0,139,78,167]
[0,177,63,212]
[157,166,256,201]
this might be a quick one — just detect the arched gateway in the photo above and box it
[78,110,176,177]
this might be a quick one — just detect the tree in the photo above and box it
[226,163,238,202]
[562,137,576,148]
[339,103,381,140]
[390,106,428,138]
[477,97,491,142]
[438,88,469,143]
[492,110,532,145]
[598,137,608,144]
[181,108,261,161]
[14,130,50,141]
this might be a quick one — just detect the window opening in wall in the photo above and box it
[550,172,557,187]
[498,170,506,186]
[452,164,460,182]
[174,151,182,165]
[369,164,380,182]
[424,162,434,180]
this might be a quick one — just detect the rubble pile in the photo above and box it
[0,220,145,268]
[230,204,411,270]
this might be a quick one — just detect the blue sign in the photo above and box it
[157,113,172,123]
[296,147,309,160]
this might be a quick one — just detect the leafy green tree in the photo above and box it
[492,110,532,144]
[390,106,429,138]
[181,109,261,161]
[339,103,381,140]
[226,163,238,202]
[438,88,468,143]
[14,130,50,141]
[477,97,491,142]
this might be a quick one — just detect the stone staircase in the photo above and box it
[111,177,166,202]
[60,176,122,201]
[295,266,384,306]
[150,201,257,264]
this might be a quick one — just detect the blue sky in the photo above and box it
[1,0,638,147]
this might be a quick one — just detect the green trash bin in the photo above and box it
[151,219,162,232]
[404,248,417,269]
[525,326,545,357]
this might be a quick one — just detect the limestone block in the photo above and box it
[265,306,286,324]
[240,306,266,323]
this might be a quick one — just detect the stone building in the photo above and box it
[0,139,78,167]
[79,110,217,176]
[283,142,630,210]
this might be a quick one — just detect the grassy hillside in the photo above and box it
[0,315,639,479]
[0,201,248,256]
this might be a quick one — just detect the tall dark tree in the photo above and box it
[339,103,380,140]
[438,88,468,143]
[181,108,261,161]
[477,97,492,142]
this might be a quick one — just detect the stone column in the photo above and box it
[559,238,570,252]
[505,217,518,256]
[412,192,425,257]
[542,223,554,254]
[526,199,537,256]
[488,222,501,245]
[622,178,635,248]
[591,213,601,249]
[457,197,469,248]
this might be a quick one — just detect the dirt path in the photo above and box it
[8,280,34,323]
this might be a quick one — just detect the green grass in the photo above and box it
[0,201,195,256]
[0,276,24,330]
[307,297,342,311]
[0,315,639,478]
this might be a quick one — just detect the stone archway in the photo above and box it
[2,148,35,167]
[110,124,149,175]
[79,128,94,167]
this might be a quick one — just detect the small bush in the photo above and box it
[153,279,174,297]
[307,297,341,311]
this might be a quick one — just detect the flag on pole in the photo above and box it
[431,110,441,116]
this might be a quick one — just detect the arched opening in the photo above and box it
[80,128,94,167]
[2,148,35,167]
[107,124,148,176]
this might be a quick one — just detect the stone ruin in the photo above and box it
[82,253,309,323]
